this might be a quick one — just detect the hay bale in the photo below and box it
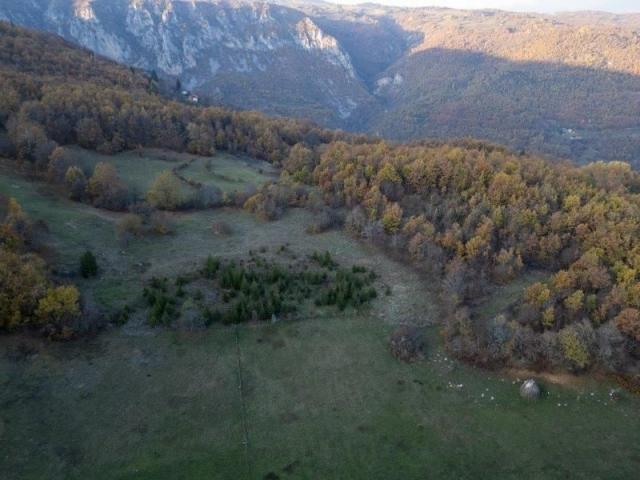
[520,379,541,400]
[389,326,425,363]
[609,388,622,402]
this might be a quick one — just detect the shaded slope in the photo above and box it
[369,48,640,164]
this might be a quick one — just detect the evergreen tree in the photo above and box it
[80,250,98,278]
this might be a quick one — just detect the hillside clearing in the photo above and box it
[1,155,639,479]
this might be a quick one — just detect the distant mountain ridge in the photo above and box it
[2,0,640,164]
[0,0,373,126]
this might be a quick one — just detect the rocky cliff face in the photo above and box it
[0,0,371,126]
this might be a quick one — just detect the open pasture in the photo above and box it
[179,154,277,193]
[1,155,639,480]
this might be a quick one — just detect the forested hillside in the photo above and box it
[307,141,640,374]
[0,21,356,162]
[0,20,354,335]
[2,21,640,379]
[2,0,640,164]
[0,0,373,128]
[390,9,640,75]
[365,7,640,164]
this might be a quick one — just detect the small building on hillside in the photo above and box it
[180,90,199,104]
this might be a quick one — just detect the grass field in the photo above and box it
[472,270,550,321]
[0,152,277,310]
[180,155,277,193]
[70,148,275,198]
[71,148,192,198]
[2,316,639,479]
[1,156,640,480]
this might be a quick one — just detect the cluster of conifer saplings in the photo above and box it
[142,247,379,326]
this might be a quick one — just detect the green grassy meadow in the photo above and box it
[180,155,277,193]
[70,147,276,198]
[1,154,639,480]
[72,148,192,197]
[2,317,639,479]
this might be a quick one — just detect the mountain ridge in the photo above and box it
[2,0,640,164]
